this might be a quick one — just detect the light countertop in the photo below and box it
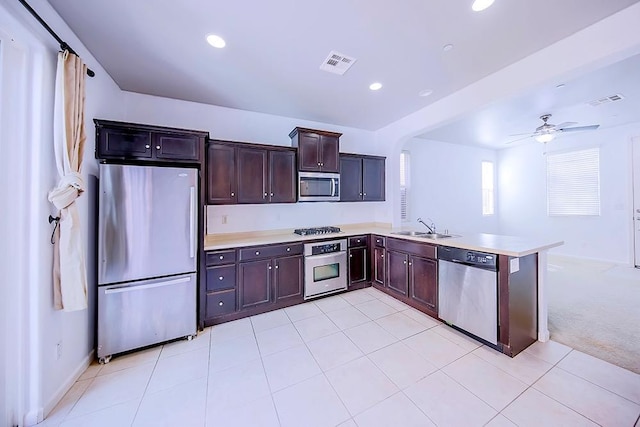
[204,223,563,257]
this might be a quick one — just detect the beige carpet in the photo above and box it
[547,255,640,374]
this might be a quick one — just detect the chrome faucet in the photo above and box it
[417,217,436,234]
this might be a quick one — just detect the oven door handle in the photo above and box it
[306,251,346,261]
[331,178,336,197]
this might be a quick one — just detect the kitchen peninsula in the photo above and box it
[203,224,563,357]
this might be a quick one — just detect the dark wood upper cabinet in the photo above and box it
[237,147,268,204]
[94,119,206,164]
[206,140,296,205]
[268,150,297,203]
[362,157,385,201]
[339,155,363,202]
[290,127,341,173]
[340,154,385,202]
[206,142,237,204]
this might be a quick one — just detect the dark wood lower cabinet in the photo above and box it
[274,255,303,303]
[238,259,272,310]
[386,250,409,296]
[408,256,438,317]
[373,246,386,286]
[348,246,367,286]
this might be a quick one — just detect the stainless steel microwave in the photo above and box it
[298,172,340,202]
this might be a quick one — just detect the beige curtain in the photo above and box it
[47,50,88,311]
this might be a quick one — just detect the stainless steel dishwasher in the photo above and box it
[438,247,498,345]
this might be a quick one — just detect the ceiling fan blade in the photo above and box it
[505,135,533,144]
[554,121,577,129]
[558,124,600,133]
[508,132,535,137]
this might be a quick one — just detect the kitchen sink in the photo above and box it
[419,233,454,239]
[391,231,430,236]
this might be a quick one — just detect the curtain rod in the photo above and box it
[18,0,95,77]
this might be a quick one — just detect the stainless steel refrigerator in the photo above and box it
[97,163,198,363]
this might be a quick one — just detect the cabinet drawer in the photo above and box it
[373,235,385,248]
[205,250,237,266]
[206,290,236,317]
[206,265,236,291]
[348,235,368,247]
[239,243,303,261]
[387,237,436,259]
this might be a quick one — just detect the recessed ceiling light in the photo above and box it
[419,89,433,97]
[472,0,495,12]
[443,44,454,52]
[206,34,226,48]
[369,82,383,91]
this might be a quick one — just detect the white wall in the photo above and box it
[0,1,124,424]
[498,123,640,264]
[403,138,499,234]
[121,92,392,233]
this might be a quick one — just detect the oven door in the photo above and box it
[304,251,347,299]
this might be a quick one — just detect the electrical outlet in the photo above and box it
[56,342,62,360]
[221,215,227,224]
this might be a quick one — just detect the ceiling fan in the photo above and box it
[507,114,600,144]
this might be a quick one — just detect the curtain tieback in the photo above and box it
[48,172,85,210]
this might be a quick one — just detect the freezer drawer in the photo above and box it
[97,273,196,359]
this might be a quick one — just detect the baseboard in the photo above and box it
[38,350,95,425]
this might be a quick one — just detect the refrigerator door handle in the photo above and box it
[104,276,191,294]
[189,186,196,259]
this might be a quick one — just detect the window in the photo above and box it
[400,150,410,221]
[546,148,600,216]
[481,161,495,216]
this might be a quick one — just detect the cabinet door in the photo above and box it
[348,247,367,285]
[386,250,408,296]
[340,156,363,202]
[269,150,296,203]
[206,143,237,204]
[238,260,272,310]
[97,127,152,159]
[237,147,268,203]
[362,157,385,201]
[319,135,340,172]
[274,255,303,303]
[297,132,321,171]
[373,246,386,286]
[153,132,200,161]
[409,256,438,316]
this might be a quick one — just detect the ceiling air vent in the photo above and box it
[587,93,625,107]
[320,51,357,75]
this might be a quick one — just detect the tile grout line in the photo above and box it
[128,348,163,426]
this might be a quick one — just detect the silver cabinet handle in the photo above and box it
[357,239,361,243]
[349,254,353,258]
[189,186,196,259]
[218,301,224,306]
[275,265,279,269]
[156,145,161,150]
[403,260,407,264]
[255,251,260,255]
[359,193,363,196]
[270,192,274,197]
[218,276,223,280]
[219,255,224,260]
[317,162,321,166]
[105,277,190,294]
[286,247,291,252]
[381,254,384,258]
[231,192,235,196]
[145,144,150,149]
[409,262,412,266]
[268,265,272,270]
[363,193,367,196]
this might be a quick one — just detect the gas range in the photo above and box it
[293,226,342,236]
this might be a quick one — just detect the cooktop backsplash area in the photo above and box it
[206,203,388,235]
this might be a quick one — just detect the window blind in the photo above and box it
[481,161,494,216]
[400,151,410,221]
[546,148,600,216]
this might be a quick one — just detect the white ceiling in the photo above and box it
[418,52,640,149]
[47,0,640,131]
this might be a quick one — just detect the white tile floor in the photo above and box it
[41,287,640,427]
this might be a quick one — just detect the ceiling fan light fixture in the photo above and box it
[535,133,555,144]
[472,0,495,12]
[206,34,226,48]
